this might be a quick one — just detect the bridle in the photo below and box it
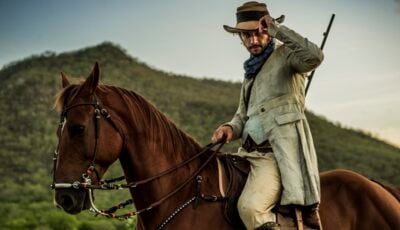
[51,93,225,223]
[51,94,120,189]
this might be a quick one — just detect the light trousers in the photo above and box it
[230,147,282,230]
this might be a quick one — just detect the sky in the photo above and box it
[0,0,399,147]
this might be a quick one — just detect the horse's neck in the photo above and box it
[122,106,203,180]
[106,88,225,229]
[110,88,207,204]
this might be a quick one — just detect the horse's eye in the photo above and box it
[69,125,85,137]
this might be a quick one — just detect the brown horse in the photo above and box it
[53,63,400,230]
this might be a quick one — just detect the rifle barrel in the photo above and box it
[305,14,335,96]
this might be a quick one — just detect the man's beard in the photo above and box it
[248,45,265,56]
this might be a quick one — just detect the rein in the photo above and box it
[51,94,225,221]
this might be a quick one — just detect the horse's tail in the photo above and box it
[371,179,400,202]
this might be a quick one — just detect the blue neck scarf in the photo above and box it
[243,39,275,79]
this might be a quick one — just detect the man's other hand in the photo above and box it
[211,125,234,144]
[258,15,274,33]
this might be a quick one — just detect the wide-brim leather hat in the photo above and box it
[223,1,281,33]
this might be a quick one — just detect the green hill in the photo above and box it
[0,42,399,229]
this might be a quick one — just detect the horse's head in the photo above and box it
[53,63,123,214]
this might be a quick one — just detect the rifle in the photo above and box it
[305,14,335,96]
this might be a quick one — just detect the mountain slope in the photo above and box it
[0,42,399,229]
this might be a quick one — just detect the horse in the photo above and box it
[52,63,400,230]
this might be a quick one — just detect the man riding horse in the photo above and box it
[211,2,324,229]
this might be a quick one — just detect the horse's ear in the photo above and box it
[61,72,70,88]
[82,62,100,94]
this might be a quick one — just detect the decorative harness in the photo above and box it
[51,94,226,229]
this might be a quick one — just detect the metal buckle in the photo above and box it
[72,181,81,189]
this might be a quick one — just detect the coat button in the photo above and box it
[260,108,265,112]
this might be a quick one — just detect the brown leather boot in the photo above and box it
[255,222,281,230]
[302,204,323,230]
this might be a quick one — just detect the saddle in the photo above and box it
[217,154,317,230]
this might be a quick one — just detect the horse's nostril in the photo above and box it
[60,194,75,211]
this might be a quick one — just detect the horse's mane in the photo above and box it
[54,83,79,112]
[111,86,203,159]
[54,82,203,161]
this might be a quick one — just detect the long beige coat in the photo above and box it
[226,23,323,206]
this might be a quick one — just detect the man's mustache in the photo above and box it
[249,45,262,50]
